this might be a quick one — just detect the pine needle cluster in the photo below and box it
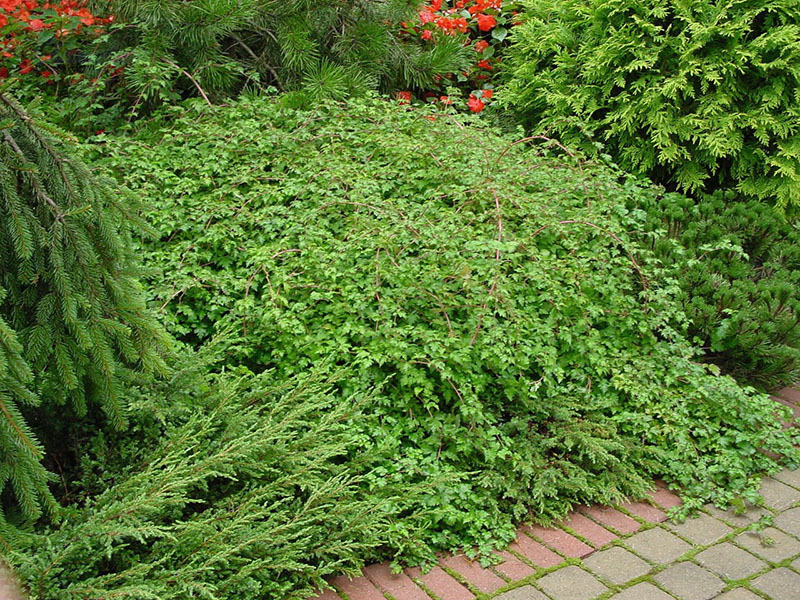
[0,92,170,525]
[109,0,470,108]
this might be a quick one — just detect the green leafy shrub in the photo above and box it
[0,93,169,525]
[502,0,800,211]
[101,96,798,553]
[4,351,426,600]
[636,191,800,390]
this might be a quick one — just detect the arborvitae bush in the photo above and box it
[636,191,800,390]
[0,92,169,526]
[101,96,799,553]
[502,0,800,211]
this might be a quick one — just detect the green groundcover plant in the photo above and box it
[97,95,798,558]
[502,0,800,211]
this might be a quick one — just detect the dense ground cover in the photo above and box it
[98,97,800,554]
[2,0,800,598]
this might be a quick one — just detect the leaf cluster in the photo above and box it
[101,0,470,111]
[102,96,799,553]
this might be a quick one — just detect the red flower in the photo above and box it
[0,67,7,79]
[467,95,484,113]
[397,90,412,104]
[476,13,496,31]
[474,40,489,53]
[476,59,493,70]
[481,89,493,99]
[40,69,50,78]
[440,95,453,105]
[429,0,442,11]
[0,13,8,28]
[421,29,432,40]
[419,10,435,23]
[28,18,45,31]
[19,58,32,74]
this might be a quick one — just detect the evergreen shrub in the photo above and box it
[103,0,471,110]
[637,191,800,390]
[502,0,800,211]
[103,96,799,553]
[0,93,169,525]
[5,352,423,600]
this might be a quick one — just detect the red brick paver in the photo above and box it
[648,487,683,511]
[330,573,385,600]
[491,550,536,580]
[578,504,641,534]
[777,386,800,404]
[364,562,429,600]
[561,511,618,548]
[407,565,475,600]
[619,500,667,523]
[508,529,563,566]
[522,524,594,558]
[441,554,506,594]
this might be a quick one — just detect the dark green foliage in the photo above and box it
[5,352,425,600]
[102,96,798,552]
[636,191,800,390]
[0,93,169,524]
[502,0,800,211]
[107,0,469,109]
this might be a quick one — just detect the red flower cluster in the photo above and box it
[1,0,112,81]
[399,0,518,113]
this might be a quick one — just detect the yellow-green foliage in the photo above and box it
[503,0,800,210]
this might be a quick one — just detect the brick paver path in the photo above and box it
[312,386,800,600]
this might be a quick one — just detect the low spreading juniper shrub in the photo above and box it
[502,0,800,212]
[6,350,427,600]
[635,191,800,390]
[103,96,798,553]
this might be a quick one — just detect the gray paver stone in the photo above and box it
[713,590,762,600]
[773,468,800,491]
[734,527,800,563]
[695,543,767,580]
[610,582,673,600]
[653,562,724,600]
[493,586,549,600]
[759,477,800,511]
[705,504,770,528]
[774,507,800,538]
[667,513,733,545]
[582,547,651,585]
[623,527,691,564]
[536,566,607,600]
[751,567,800,600]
